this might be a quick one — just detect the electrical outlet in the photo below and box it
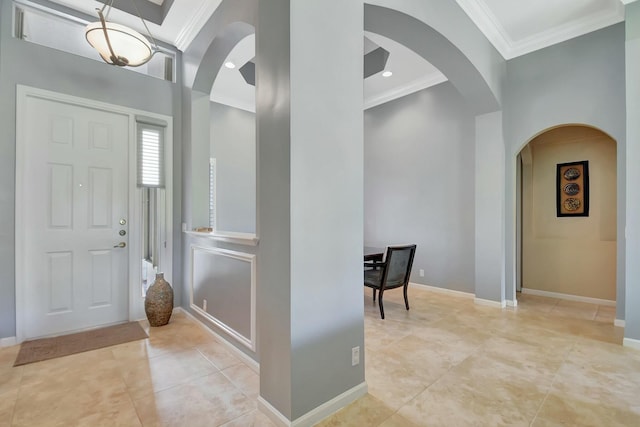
[419,269,424,277]
[203,299,207,311]
[351,346,360,366]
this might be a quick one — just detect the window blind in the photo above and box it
[137,122,165,188]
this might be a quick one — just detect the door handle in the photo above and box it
[113,242,126,248]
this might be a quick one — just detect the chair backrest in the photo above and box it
[382,245,417,288]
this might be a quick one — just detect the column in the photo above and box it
[256,0,366,424]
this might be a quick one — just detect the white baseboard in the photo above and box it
[474,298,507,308]
[506,299,518,307]
[258,397,291,427]
[258,382,368,427]
[521,288,616,307]
[623,337,640,350]
[177,307,260,373]
[615,319,626,327]
[0,336,17,347]
[410,282,474,299]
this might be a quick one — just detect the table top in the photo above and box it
[364,246,384,261]
[364,246,384,257]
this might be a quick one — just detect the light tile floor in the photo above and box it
[1,287,638,426]
[319,287,639,426]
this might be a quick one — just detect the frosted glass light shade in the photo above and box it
[85,20,153,67]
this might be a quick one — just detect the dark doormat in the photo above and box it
[14,322,148,366]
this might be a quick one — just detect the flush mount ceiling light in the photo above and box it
[85,0,158,67]
[224,61,236,69]
[382,70,393,77]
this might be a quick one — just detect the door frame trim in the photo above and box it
[15,85,173,341]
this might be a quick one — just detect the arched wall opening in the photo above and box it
[515,124,618,311]
[181,0,505,362]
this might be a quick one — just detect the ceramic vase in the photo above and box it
[144,272,173,326]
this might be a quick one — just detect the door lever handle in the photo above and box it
[113,242,126,248]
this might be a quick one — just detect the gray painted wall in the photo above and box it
[364,82,476,293]
[503,24,626,314]
[210,102,256,233]
[0,0,181,339]
[625,2,640,340]
[255,0,366,421]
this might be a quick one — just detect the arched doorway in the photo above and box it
[516,125,617,317]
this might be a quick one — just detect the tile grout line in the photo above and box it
[8,364,26,427]
[528,336,578,426]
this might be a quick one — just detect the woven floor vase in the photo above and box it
[145,272,174,327]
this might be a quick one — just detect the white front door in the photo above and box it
[21,95,130,339]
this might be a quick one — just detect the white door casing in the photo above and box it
[20,96,129,338]
[15,86,174,341]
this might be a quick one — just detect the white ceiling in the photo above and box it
[46,0,635,109]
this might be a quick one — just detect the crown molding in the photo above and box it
[364,72,448,110]
[455,0,512,59]
[457,0,625,60]
[174,0,220,51]
[507,5,624,58]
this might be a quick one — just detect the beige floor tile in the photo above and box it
[133,372,256,427]
[551,299,598,321]
[595,305,616,323]
[315,394,395,427]
[516,294,560,312]
[0,366,23,398]
[397,374,535,427]
[0,346,20,369]
[2,287,636,427]
[120,348,218,400]
[196,340,243,370]
[221,363,260,398]
[218,410,276,427]
[12,360,135,426]
[0,388,18,427]
[535,392,640,427]
[377,412,424,427]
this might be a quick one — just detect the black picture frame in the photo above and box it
[556,160,589,217]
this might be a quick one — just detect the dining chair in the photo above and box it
[363,244,417,319]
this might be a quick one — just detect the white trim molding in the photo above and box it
[615,319,626,328]
[506,299,518,308]
[364,72,448,110]
[189,245,257,351]
[456,0,625,59]
[177,307,259,372]
[521,288,616,307]
[184,230,259,246]
[0,337,17,348]
[258,382,368,427]
[409,282,474,299]
[474,298,507,308]
[174,0,223,51]
[623,337,640,350]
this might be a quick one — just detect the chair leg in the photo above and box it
[378,290,385,319]
[373,288,377,302]
[403,285,410,311]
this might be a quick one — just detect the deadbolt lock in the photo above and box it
[119,219,127,225]
[119,230,126,236]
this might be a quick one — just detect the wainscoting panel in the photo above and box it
[190,245,256,350]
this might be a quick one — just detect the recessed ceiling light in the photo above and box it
[224,61,236,69]
[382,70,393,77]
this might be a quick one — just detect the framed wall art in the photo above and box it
[556,160,589,217]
